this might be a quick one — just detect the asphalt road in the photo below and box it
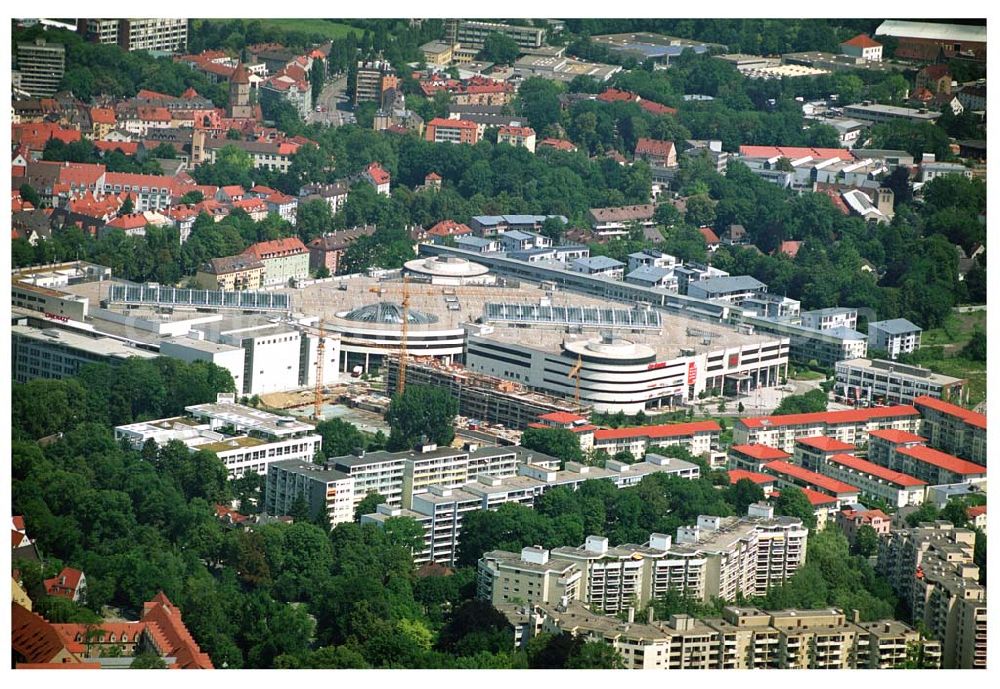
[308,74,354,127]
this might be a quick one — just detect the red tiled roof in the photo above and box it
[638,100,678,116]
[698,226,720,244]
[90,107,116,125]
[777,240,802,258]
[538,138,577,151]
[538,412,589,424]
[366,162,392,185]
[868,428,927,444]
[896,445,986,476]
[763,460,860,496]
[13,516,26,532]
[266,192,296,205]
[428,117,479,130]
[52,622,146,654]
[597,88,637,103]
[796,436,855,452]
[427,219,472,237]
[635,137,675,158]
[738,405,919,429]
[913,395,986,430]
[220,185,245,196]
[13,123,82,149]
[841,34,882,49]
[727,469,775,485]
[731,444,791,460]
[141,592,214,669]
[827,453,927,488]
[840,507,890,522]
[593,420,721,441]
[499,125,536,137]
[739,146,854,161]
[425,172,442,181]
[136,106,173,122]
[12,603,81,665]
[43,567,84,600]
[967,505,986,518]
[232,198,268,213]
[136,89,171,100]
[94,140,139,156]
[799,487,839,506]
[243,237,308,260]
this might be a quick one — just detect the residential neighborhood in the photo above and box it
[10,16,987,672]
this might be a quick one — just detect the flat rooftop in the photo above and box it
[184,402,315,436]
[12,324,159,360]
[270,459,350,482]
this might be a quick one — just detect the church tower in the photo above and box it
[228,63,253,119]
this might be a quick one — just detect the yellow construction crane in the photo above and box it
[314,318,326,421]
[567,353,583,409]
[397,275,410,397]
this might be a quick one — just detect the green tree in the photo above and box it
[478,33,520,65]
[354,491,387,521]
[19,183,41,207]
[385,385,458,451]
[179,190,204,205]
[961,330,986,362]
[773,485,817,530]
[566,640,625,668]
[316,418,367,458]
[130,652,167,669]
[853,524,879,557]
[520,427,584,464]
[437,600,512,656]
[727,478,765,516]
[773,389,828,415]
[120,195,135,215]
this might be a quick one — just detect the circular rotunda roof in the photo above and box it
[337,301,438,325]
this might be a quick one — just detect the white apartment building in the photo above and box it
[591,421,720,459]
[800,307,858,332]
[835,358,964,406]
[114,397,322,479]
[264,461,355,526]
[12,323,158,383]
[478,546,583,607]
[818,453,927,507]
[868,318,922,359]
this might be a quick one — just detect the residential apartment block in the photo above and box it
[78,18,188,53]
[16,39,65,97]
[264,460,355,527]
[868,318,922,359]
[734,406,921,453]
[835,358,965,406]
[481,506,806,612]
[195,254,266,290]
[242,237,310,286]
[425,117,481,144]
[518,602,938,669]
[877,522,985,668]
[591,420,721,459]
[453,20,546,50]
[866,429,986,485]
[114,397,322,479]
[913,395,986,466]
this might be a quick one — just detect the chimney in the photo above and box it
[627,607,635,624]
[648,607,655,624]
[851,609,860,624]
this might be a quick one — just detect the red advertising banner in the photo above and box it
[687,361,697,385]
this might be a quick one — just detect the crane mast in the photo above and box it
[313,318,325,421]
[397,275,410,397]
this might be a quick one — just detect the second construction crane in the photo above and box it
[369,275,411,398]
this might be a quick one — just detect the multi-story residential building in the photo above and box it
[634,137,677,168]
[11,323,158,383]
[687,276,766,304]
[299,182,351,215]
[114,397,322,479]
[587,204,656,235]
[792,435,857,472]
[819,453,926,507]
[913,395,986,465]
[307,226,376,274]
[16,39,65,97]
[362,162,392,196]
[194,254,266,291]
[747,316,868,368]
[877,522,985,668]
[627,250,677,272]
[891,445,986,485]
[477,546,583,607]
[835,358,965,406]
[242,237,310,286]
[454,20,546,51]
[260,73,313,119]
[264,191,298,225]
[497,230,552,252]
[569,256,627,280]
[761,460,860,504]
[868,318,922,359]
[264,460,355,526]
[521,602,938,669]
[728,444,791,471]
[99,172,176,211]
[591,420,721,459]
[354,59,395,105]
[734,406,921,453]
[800,307,858,332]
[497,125,537,153]
[625,266,677,290]
[78,18,188,53]
[425,117,481,145]
[468,214,566,236]
[836,507,892,546]
[199,136,298,173]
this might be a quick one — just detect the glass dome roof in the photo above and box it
[340,301,438,325]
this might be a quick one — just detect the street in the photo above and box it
[308,74,355,127]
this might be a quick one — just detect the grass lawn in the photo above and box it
[253,19,360,40]
[789,369,826,381]
[918,356,986,409]
[921,310,986,351]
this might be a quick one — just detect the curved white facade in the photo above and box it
[403,256,494,285]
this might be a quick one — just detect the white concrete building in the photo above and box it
[800,307,858,332]
[114,397,322,479]
[265,460,355,526]
[867,319,922,359]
